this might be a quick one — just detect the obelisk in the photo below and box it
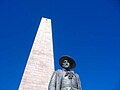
[19,17,54,90]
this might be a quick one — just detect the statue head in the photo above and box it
[59,56,76,69]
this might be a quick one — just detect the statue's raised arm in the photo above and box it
[48,55,82,90]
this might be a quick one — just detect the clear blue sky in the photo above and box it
[0,0,120,90]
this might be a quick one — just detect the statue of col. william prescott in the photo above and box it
[48,56,82,90]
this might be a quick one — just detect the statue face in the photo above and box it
[62,60,70,69]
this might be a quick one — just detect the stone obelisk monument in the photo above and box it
[19,17,54,90]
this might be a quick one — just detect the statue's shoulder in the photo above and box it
[55,69,63,75]
[73,71,79,77]
[56,69,62,72]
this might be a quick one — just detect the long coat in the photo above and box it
[48,69,82,90]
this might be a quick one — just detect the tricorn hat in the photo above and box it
[59,55,76,69]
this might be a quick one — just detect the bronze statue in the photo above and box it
[48,56,82,90]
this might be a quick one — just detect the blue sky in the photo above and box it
[0,0,120,90]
